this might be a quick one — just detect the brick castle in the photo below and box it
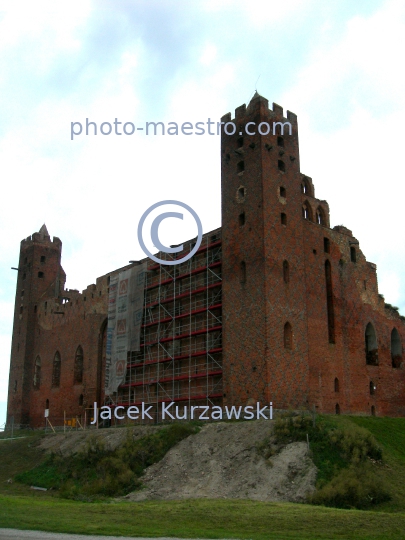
[6,93,405,428]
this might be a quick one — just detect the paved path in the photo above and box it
[0,530,233,540]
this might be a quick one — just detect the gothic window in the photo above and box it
[74,346,84,384]
[370,381,376,395]
[33,356,41,389]
[52,352,61,387]
[391,328,402,368]
[334,377,339,392]
[324,238,330,254]
[284,322,293,350]
[302,201,313,221]
[365,323,378,365]
[316,207,326,226]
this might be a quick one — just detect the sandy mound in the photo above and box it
[125,420,316,502]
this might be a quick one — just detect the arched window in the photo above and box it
[33,356,41,389]
[283,260,289,283]
[335,403,340,415]
[74,346,84,384]
[369,381,375,395]
[391,328,402,368]
[316,207,326,226]
[334,378,339,393]
[302,201,313,221]
[301,177,312,195]
[52,352,61,387]
[365,323,378,365]
[284,322,293,350]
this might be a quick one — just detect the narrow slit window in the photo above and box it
[281,213,287,225]
[350,246,357,262]
[240,261,246,283]
[334,378,339,392]
[324,238,330,254]
[278,160,285,172]
[239,212,245,226]
[280,186,286,198]
[284,322,293,349]
[277,136,284,147]
[237,160,244,173]
[283,260,289,283]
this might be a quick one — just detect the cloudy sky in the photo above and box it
[1,0,404,426]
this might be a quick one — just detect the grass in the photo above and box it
[1,496,405,539]
[1,417,405,538]
[14,422,201,500]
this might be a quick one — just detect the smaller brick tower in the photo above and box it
[7,225,65,427]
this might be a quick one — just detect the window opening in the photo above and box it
[240,261,246,284]
[33,356,41,389]
[74,346,84,384]
[365,323,378,365]
[350,246,357,262]
[284,322,293,349]
[391,327,402,368]
[52,352,61,387]
[283,260,289,283]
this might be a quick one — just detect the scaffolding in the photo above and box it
[112,230,223,422]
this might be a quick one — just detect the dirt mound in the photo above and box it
[38,425,161,456]
[125,420,316,502]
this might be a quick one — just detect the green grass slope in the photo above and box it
[0,416,404,539]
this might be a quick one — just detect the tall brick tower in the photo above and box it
[7,225,65,426]
[221,93,323,409]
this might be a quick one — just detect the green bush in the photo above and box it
[309,463,390,509]
[270,413,388,510]
[15,423,199,500]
